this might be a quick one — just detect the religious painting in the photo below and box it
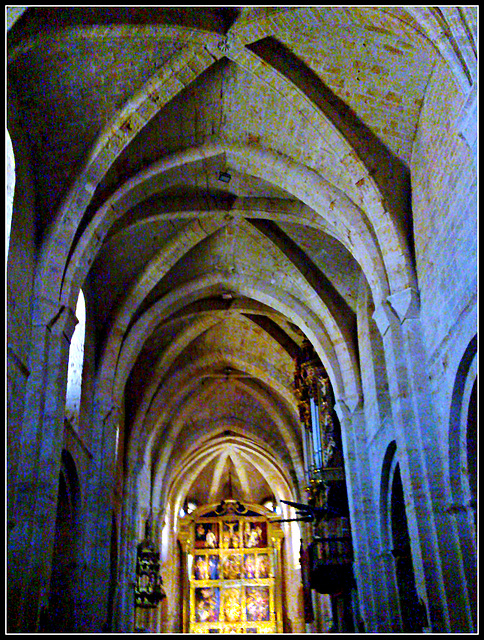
[221,586,242,623]
[256,553,270,579]
[195,587,220,623]
[246,586,270,622]
[244,521,267,548]
[222,520,241,548]
[208,554,220,580]
[195,522,219,549]
[244,553,257,579]
[222,553,242,580]
[194,555,210,580]
[193,554,220,580]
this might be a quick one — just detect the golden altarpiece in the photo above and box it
[178,500,284,634]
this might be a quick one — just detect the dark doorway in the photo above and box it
[45,452,80,632]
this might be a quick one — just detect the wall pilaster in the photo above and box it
[335,398,395,633]
[7,298,77,632]
[75,400,121,632]
[373,291,474,632]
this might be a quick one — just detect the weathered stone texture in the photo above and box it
[412,60,477,360]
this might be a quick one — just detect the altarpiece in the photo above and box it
[178,500,284,634]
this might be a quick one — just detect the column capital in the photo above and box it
[31,295,62,328]
[372,300,395,337]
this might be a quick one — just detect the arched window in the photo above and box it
[6,129,15,261]
[65,290,86,432]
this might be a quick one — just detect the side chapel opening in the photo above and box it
[390,464,425,633]
[44,451,80,632]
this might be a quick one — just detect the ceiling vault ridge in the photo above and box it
[101,268,357,429]
[62,137,395,328]
[149,422,299,512]
[138,370,304,489]
[23,4,457,317]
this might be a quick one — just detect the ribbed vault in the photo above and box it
[8,4,446,535]
[6,5,477,634]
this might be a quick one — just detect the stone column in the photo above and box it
[7,297,78,632]
[335,398,394,633]
[373,289,474,632]
[114,456,144,633]
[75,400,120,631]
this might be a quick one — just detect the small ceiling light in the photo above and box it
[218,170,232,183]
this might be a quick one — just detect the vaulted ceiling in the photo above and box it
[7,6,473,516]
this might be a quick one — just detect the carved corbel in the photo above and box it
[372,300,397,337]
[387,287,420,324]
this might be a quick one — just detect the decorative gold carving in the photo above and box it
[134,536,166,609]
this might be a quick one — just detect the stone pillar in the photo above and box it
[373,289,474,632]
[335,398,394,633]
[7,297,78,632]
[75,401,120,632]
[115,457,144,633]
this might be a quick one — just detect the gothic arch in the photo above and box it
[448,334,477,515]
[447,334,477,628]
[61,140,392,314]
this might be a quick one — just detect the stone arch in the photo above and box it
[151,431,303,633]
[133,354,302,477]
[447,334,477,629]
[34,21,421,317]
[88,266,355,486]
[379,441,424,633]
[164,433,296,530]
[147,371,303,510]
[404,6,476,92]
[91,215,362,437]
[448,334,477,517]
[34,43,218,302]
[108,272,356,410]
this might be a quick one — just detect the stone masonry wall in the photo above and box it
[411,58,477,463]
